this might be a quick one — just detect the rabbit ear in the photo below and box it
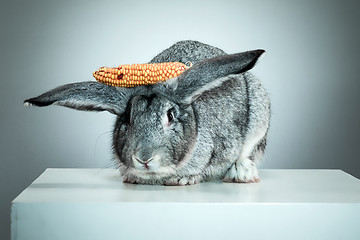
[170,50,265,105]
[24,81,135,115]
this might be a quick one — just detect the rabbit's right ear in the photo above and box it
[169,50,265,105]
[24,81,136,115]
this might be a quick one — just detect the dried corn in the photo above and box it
[93,62,192,87]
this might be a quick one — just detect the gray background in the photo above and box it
[1,0,360,239]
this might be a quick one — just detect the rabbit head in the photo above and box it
[113,93,197,180]
[24,40,268,185]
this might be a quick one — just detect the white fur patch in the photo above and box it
[240,125,268,164]
[223,158,259,183]
[23,101,34,107]
[164,175,202,186]
[223,125,267,183]
[126,161,177,181]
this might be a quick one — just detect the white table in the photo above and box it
[11,169,360,240]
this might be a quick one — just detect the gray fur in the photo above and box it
[24,40,271,185]
[150,40,226,64]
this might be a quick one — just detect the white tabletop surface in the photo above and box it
[13,168,360,204]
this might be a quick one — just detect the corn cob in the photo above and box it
[93,62,191,87]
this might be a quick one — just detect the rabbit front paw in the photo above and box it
[164,175,202,186]
[223,158,260,183]
[123,176,139,184]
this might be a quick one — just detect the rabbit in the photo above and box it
[24,40,270,185]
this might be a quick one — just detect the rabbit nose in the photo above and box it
[132,155,155,170]
[132,155,154,165]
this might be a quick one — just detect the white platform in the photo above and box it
[11,169,360,240]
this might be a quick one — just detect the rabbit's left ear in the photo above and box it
[168,50,265,105]
[24,81,136,115]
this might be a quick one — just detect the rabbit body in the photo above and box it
[114,72,270,185]
[25,40,270,185]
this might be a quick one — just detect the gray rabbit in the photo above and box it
[24,40,270,185]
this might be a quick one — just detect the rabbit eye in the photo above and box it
[167,109,174,123]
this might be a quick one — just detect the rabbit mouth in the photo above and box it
[132,155,161,172]
[133,156,153,170]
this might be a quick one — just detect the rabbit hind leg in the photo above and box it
[223,126,268,183]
